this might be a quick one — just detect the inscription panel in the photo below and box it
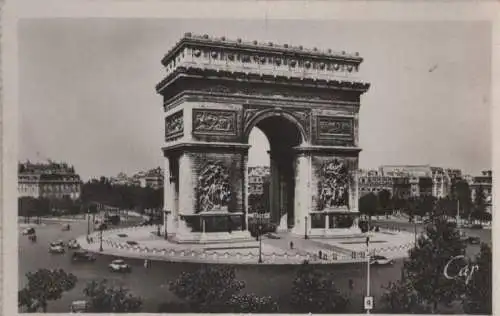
[193,109,238,136]
[165,110,184,141]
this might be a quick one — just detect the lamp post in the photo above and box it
[366,233,371,315]
[99,226,103,252]
[164,210,168,240]
[87,209,90,237]
[258,223,263,264]
[304,215,308,239]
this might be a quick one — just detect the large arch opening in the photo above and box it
[247,114,304,231]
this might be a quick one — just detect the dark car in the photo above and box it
[72,251,96,262]
[470,224,483,230]
[370,255,394,266]
[467,236,481,245]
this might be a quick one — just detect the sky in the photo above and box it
[18,19,492,180]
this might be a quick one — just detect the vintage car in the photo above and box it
[72,251,96,262]
[108,259,131,273]
[22,227,36,235]
[369,255,394,266]
[70,300,90,313]
[49,243,65,254]
[67,239,81,249]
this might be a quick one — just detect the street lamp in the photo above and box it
[258,223,263,264]
[87,209,90,237]
[304,216,308,239]
[366,233,371,315]
[99,226,103,252]
[164,211,168,240]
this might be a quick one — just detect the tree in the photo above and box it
[18,269,77,312]
[227,293,279,313]
[472,185,486,221]
[381,279,431,314]
[169,265,245,312]
[83,279,142,313]
[377,189,392,212]
[290,262,349,313]
[359,193,378,220]
[452,180,472,219]
[401,219,467,312]
[462,243,492,314]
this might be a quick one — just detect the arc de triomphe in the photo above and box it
[157,33,370,243]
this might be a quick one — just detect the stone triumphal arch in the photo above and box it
[157,33,370,243]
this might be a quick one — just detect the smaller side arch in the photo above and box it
[243,108,309,144]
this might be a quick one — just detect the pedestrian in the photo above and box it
[290,241,294,250]
[144,259,149,269]
[318,250,323,260]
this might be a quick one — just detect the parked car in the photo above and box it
[467,236,481,245]
[108,259,131,273]
[266,232,281,239]
[68,239,80,249]
[52,240,65,247]
[471,224,483,230]
[72,251,96,262]
[369,255,393,266]
[22,227,36,235]
[70,300,89,313]
[49,243,65,254]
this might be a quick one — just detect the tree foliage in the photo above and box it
[377,189,392,211]
[390,219,467,313]
[83,279,143,313]
[290,262,349,313]
[18,269,77,312]
[462,243,492,314]
[381,279,431,314]
[227,293,279,313]
[81,178,163,211]
[451,180,473,218]
[472,185,487,221]
[359,193,378,218]
[169,265,245,312]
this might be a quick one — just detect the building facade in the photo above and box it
[248,166,270,195]
[358,169,393,197]
[358,165,464,200]
[18,161,81,200]
[470,170,492,213]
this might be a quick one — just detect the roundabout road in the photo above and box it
[19,219,488,313]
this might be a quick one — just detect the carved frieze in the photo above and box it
[198,84,359,104]
[317,116,353,140]
[196,161,232,213]
[193,109,237,135]
[317,159,350,210]
[165,110,183,140]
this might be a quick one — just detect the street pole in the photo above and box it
[164,211,168,240]
[99,227,103,252]
[258,223,263,263]
[87,209,90,237]
[366,234,371,315]
[414,221,417,246]
[304,216,308,239]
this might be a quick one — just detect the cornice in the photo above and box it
[156,67,371,95]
